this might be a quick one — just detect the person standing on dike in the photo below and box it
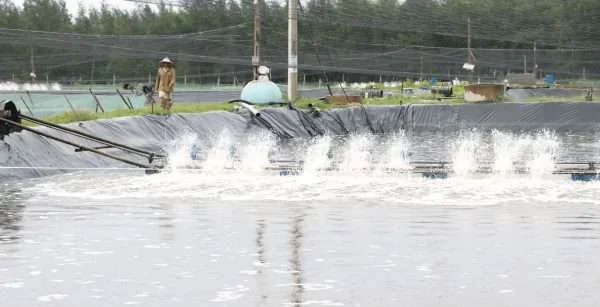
[154,57,176,115]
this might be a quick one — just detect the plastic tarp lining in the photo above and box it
[1,102,600,182]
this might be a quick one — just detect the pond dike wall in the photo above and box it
[1,102,600,182]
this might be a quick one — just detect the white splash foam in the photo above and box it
[37,294,68,302]
[338,134,373,173]
[0,81,62,91]
[1,281,24,289]
[210,285,249,302]
[164,132,201,170]
[379,131,411,172]
[527,130,559,178]
[492,130,519,175]
[202,130,236,172]
[238,132,275,173]
[451,130,480,176]
[302,135,333,174]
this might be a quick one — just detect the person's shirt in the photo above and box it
[155,67,176,93]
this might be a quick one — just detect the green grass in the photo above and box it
[518,95,595,103]
[35,88,598,126]
[41,103,234,125]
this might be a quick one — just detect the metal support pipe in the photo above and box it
[0,117,156,169]
[89,88,105,113]
[19,96,34,116]
[18,114,166,161]
[64,95,77,114]
[116,89,134,110]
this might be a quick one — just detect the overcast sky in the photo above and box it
[11,0,138,15]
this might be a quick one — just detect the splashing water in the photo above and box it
[451,130,480,176]
[379,131,411,173]
[302,135,333,174]
[202,130,237,173]
[159,128,567,178]
[338,134,374,173]
[238,132,276,173]
[492,130,520,175]
[527,130,559,178]
[165,132,200,170]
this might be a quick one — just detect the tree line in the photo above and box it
[1,0,599,84]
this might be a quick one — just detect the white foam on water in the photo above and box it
[285,300,344,306]
[165,132,200,170]
[201,130,236,173]
[451,130,481,177]
[527,130,559,178]
[237,131,276,173]
[378,131,410,173]
[302,135,333,175]
[338,134,374,173]
[1,281,24,289]
[210,285,249,302]
[491,130,520,175]
[37,294,68,302]
[22,128,600,204]
[0,81,62,91]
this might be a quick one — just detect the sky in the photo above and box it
[11,0,139,15]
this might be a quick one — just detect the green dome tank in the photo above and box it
[240,79,284,105]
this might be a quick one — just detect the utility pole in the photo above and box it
[30,47,36,82]
[533,41,537,78]
[252,0,262,80]
[288,0,298,102]
[420,56,424,81]
[90,59,96,85]
[523,55,527,73]
[467,17,474,82]
[467,17,473,65]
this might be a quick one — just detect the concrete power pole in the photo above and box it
[467,17,473,64]
[252,0,262,80]
[30,47,36,82]
[533,41,537,78]
[467,17,474,82]
[288,0,298,102]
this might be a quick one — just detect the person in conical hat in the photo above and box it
[154,57,176,115]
